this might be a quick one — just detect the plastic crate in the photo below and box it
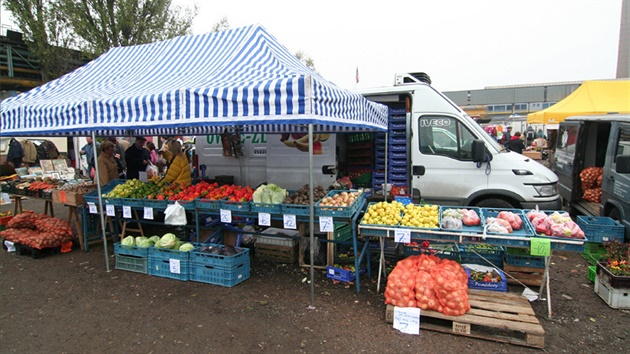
[115,254,148,274]
[219,200,250,212]
[439,206,484,234]
[326,265,366,282]
[480,208,535,237]
[347,132,374,143]
[143,198,168,210]
[190,261,250,287]
[14,243,62,259]
[389,136,407,145]
[389,122,406,130]
[596,262,630,289]
[388,144,406,152]
[119,197,144,208]
[250,202,283,214]
[149,246,191,262]
[577,216,624,243]
[504,247,545,268]
[281,203,311,216]
[196,198,223,210]
[114,242,149,258]
[83,179,124,204]
[315,190,364,218]
[459,244,505,269]
[588,265,596,283]
[403,241,460,261]
[595,275,630,309]
[189,246,250,268]
[148,257,190,281]
[581,242,608,265]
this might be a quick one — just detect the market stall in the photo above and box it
[0,25,389,306]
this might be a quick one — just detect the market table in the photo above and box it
[358,222,587,318]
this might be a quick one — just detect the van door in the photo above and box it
[602,124,630,240]
[411,115,485,205]
[554,121,581,204]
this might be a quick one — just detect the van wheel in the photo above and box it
[475,198,516,209]
[608,208,621,222]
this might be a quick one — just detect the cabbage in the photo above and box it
[149,235,160,244]
[252,184,287,204]
[252,185,265,203]
[121,236,135,248]
[137,239,154,248]
[155,233,178,249]
[173,240,184,251]
[179,243,195,252]
[135,236,148,245]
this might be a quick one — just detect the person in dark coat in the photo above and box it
[124,136,150,180]
[7,138,24,168]
[505,132,526,154]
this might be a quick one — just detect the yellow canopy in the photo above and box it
[527,80,630,125]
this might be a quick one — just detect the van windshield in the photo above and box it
[418,115,477,160]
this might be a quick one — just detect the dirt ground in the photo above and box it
[1,198,629,353]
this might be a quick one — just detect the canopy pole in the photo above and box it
[308,124,316,309]
[92,131,111,272]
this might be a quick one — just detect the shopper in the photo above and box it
[145,141,158,164]
[80,137,100,178]
[7,138,24,168]
[108,137,126,178]
[160,140,192,185]
[97,141,119,186]
[124,136,150,180]
[505,131,526,154]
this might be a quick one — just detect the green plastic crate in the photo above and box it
[588,265,596,283]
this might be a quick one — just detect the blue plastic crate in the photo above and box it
[389,136,407,145]
[504,247,545,268]
[389,108,407,116]
[114,242,150,258]
[220,200,251,212]
[388,144,407,152]
[439,206,484,234]
[250,202,283,214]
[190,246,250,268]
[149,247,191,262]
[481,208,535,237]
[143,198,168,210]
[577,216,624,243]
[148,257,190,281]
[83,179,125,205]
[390,151,407,159]
[315,190,364,218]
[169,199,196,211]
[281,203,311,216]
[389,159,407,167]
[190,261,250,287]
[115,254,148,274]
[196,198,223,211]
[326,265,366,282]
[375,150,386,158]
[387,172,407,180]
[459,244,505,269]
[388,165,407,173]
[389,122,406,130]
[119,197,144,208]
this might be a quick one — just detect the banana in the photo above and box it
[319,133,330,142]
[294,140,310,152]
[283,140,296,147]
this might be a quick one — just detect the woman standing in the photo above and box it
[161,140,192,185]
[97,141,119,186]
[146,141,158,164]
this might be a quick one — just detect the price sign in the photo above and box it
[394,229,411,243]
[169,259,181,274]
[393,306,421,335]
[106,204,115,217]
[59,191,67,203]
[258,212,271,226]
[220,209,232,223]
[283,214,297,229]
[122,205,132,219]
[530,237,551,257]
[319,216,334,233]
[143,207,154,220]
[87,202,98,214]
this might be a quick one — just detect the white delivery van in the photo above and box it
[354,73,561,210]
[195,133,337,190]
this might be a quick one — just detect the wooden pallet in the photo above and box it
[503,264,545,287]
[386,289,545,348]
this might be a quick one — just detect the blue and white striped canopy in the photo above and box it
[1,25,388,137]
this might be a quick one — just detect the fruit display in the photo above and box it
[361,201,404,225]
[441,208,480,227]
[526,210,585,238]
[400,203,439,228]
[318,190,363,208]
[283,184,327,205]
[104,179,154,199]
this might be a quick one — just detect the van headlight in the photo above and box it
[533,184,558,197]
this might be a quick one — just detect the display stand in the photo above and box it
[120,210,145,237]
[67,206,84,251]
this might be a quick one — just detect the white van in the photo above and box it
[354,73,561,210]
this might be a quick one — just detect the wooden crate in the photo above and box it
[255,243,298,264]
[386,289,545,348]
[503,263,545,287]
[52,190,86,206]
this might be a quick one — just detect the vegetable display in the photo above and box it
[119,233,194,251]
[385,254,470,316]
[252,183,287,204]
[0,212,73,249]
[526,210,585,239]
[283,185,327,205]
[442,208,480,227]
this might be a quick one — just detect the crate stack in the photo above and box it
[189,246,250,287]
[346,133,374,188]
[373,108,408,193]
[577,216,625,284]
[255,228,300,264]
[148,247,192,281]
[114,242,149,274]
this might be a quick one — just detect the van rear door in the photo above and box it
[555,121,582,204]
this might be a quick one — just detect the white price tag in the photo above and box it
[283,214,297,229]
[4,240,15,252]
[258,212,271,226]
[143,207,154,220]
[106,204,115,217]
[169,259,181,274]
[319,216,334,233]
[393,306,421,335]
[220,209,232,223]
[87,202,98,214]
[394,229,411,243]
[122,205,132,219]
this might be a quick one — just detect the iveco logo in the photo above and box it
[420,118,451,127]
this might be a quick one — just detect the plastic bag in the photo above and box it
[164,201,187,225]
[146,163,158,179]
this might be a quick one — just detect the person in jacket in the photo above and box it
[125,136,150,180]
[161,140,192,185]
[80,137,100,178]
[145,141,158,164]
[505,131,526,154]
[107,137,126,178]
[7,138,24,168]
[97,141,119,186]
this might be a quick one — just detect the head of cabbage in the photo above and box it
[121,235,135,248]
[155,233,179,249]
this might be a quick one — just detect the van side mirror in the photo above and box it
[472,140,490,163]
[616,155,630,174]
[322,165,336,175]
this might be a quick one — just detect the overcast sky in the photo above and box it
[1,0,624,92]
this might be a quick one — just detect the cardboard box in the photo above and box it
[52,190,86,206]
[522,151,542,160]
[462,264,507,292]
